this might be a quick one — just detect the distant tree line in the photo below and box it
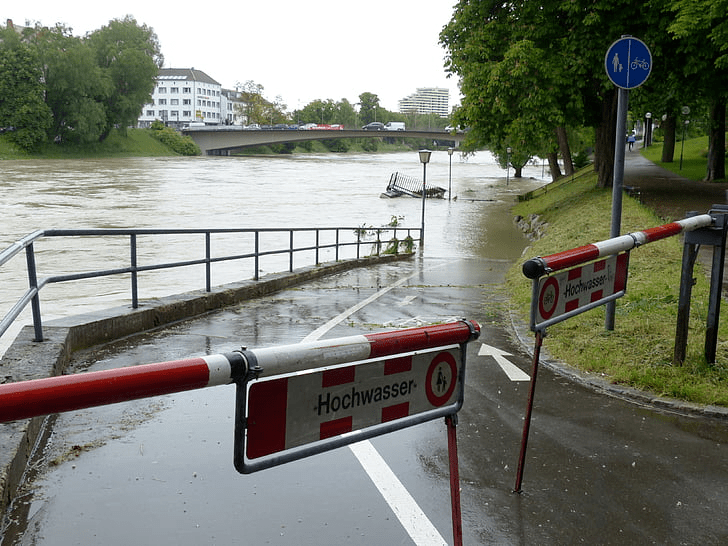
[440,0,728,182]
[0,17,161,151]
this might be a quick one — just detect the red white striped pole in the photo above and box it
[522,214,714,279]
[0,354,246,423]
[0,320,480,424]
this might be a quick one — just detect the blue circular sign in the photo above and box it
[605,36,652,89]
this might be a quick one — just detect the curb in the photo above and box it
[507,305,728,422]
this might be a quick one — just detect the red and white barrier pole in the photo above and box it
[522,214,713,279]
[0,320,480,424]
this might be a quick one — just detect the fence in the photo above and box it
[0,226,421,345]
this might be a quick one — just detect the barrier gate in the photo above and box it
[515,212,724,493]
[0,319,480,546]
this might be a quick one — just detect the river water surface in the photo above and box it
[1,151,546,355]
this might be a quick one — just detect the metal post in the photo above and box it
[421,162,427,247]
[704,214,727,363]
[254,231,260,281]
[446,414,463,546]
[130,234,138,309]
[25,243,43,342]
[514,329,544,493]
[673,240,699,365]
[448,147,454,201]
[606,86,630,331]
[205,232,211,292]
[289,230,294,272]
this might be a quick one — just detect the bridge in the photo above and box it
[182,127,466,155]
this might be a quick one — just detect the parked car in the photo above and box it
[362,122,385,131]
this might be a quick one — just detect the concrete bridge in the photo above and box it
[182,127,466,155]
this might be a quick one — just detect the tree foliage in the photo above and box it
[87,16,162,139]
[0,17,161,149]
[0,29,52,150]
[440,0,728,184]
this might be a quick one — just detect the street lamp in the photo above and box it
[644,112,652,148]
[506,147,512,186]
[419,149,432,246]
[680,106,690,171]
[447,147,454,201]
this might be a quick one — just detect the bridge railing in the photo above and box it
[0,226,421,344]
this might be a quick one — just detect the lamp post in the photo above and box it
[447,147,454,201]
[680,106,690,170]
[644,112,652,148]
[506,147,512,186]
[419,149,432,246]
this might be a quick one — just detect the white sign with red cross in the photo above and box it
[245,346,462,461]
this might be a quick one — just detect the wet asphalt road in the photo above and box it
[6,253,728,545]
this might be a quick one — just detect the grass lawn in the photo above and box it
[508,163,728,407]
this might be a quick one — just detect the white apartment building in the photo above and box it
[138,68,244,128]
[398,87,450,118]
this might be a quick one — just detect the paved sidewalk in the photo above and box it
[623,146,728,221]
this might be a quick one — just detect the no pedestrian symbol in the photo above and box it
[605,37,652,89]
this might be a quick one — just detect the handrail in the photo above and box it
[1,226,421,344]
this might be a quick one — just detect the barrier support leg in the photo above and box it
[674,241,700,365]
[705,215,727,363]
[446,414,463,546]
[514,329,544,494]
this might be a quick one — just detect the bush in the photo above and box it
[149,122,200,156]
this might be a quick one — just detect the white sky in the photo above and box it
[7,1,461,112]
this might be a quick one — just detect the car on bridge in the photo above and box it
[362,122,385,131]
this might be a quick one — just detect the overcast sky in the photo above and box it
[7,1,461,112]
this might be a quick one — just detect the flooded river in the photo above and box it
[1,151,546,355]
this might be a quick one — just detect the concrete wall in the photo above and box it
[0,253,412,516]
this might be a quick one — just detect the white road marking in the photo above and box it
[350,440,447,545]
[399,294,418,306]
[301,264,449,546]
[478,343,531,381]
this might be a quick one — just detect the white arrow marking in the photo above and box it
[478,343,531,382]
[398,295,417,306]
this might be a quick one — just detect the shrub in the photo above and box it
[149,123,200,156]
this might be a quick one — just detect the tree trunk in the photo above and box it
[547,152,562,181]
[556,126,574,175]
[661,113,676,163]
[705,97,726,181]
[594,89,618,188]
[514,165,523,178]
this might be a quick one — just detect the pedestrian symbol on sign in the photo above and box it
[611,52,622,73]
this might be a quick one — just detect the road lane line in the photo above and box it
[301,263,449,546]
[350,440,447,545]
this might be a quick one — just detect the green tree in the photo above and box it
[0,29,52,150]
[358,92,381,124]
[440,0,653,187]
[668,0,728,180]
[87,16,162,140]
[36,25,110,143]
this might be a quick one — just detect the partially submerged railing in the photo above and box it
[384,172,446,198]
[0,226,421,344]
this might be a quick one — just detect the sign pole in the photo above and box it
[603,35,651,330]
[605,85,630,330]
[513,328,544,493]
[446,414,463,546]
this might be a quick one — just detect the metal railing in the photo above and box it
[0,226,421,344]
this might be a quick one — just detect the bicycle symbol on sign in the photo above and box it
[631,58,650,70]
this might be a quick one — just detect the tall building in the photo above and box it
[138,68,226,128]
[398,87,450,117]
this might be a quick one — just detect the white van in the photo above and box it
[385,121,406,131]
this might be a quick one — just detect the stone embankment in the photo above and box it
[514,214,548,241]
